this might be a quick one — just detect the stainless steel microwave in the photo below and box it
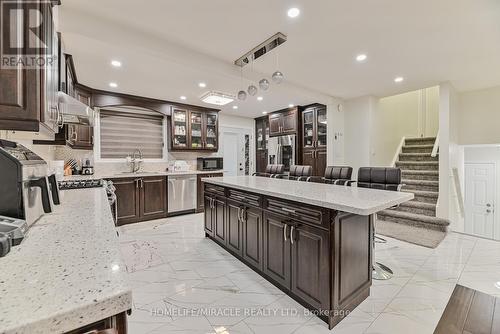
[197,157,223,171]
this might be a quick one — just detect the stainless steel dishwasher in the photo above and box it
[167,174,197,214]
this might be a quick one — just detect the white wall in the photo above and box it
[344,96,377,179]
[326,98,345,166]
[0,131,57,161]
[372,87,439,166]
[458,85,500,145]
[464,146,500,240]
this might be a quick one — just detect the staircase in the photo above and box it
[377,137,450,232]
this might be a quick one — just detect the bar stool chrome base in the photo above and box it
[373,262,394,280]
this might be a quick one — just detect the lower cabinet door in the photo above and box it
[291,224,330,311]
[316,149,327,176]
[213,197,226,244]
[140,177,168,220]
[226,201,243,256]
[113,178,141,226]
[242,206,263,270]
[263,213,291,289]
[204,196,215,236]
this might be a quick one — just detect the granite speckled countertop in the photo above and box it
[63,169,224,181]
[0,188,132,334]
[203,176,413,215]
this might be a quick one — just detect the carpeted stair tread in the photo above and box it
[379,209,450,227]
[396,161,439,165]
[399,201,436,210]
[399,153,438,162]
[376,220,446,248]
[402,145,434,153]
[405,137,437,145]
[402,189,439,198]
[396,161,439,170]
[402,179,439,187]
[402,170,439,175]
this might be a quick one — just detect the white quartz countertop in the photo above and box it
[64,170,224,181]
[203,176,414,215]
[0,188,132,334]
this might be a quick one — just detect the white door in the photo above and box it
[465,163,496,239]
[222,132,245,176]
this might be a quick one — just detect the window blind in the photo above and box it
[100,110,164,159]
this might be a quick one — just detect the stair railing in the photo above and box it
[431,131,440,157]
[391,136,406,167]
[451,167,465,218]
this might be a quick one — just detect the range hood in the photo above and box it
[58,91,95,126]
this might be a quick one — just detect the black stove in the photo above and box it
[58,179,103,190]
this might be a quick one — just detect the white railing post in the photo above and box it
[391,136,406,167]
[431,131,440,157]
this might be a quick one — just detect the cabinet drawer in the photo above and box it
[265,198,329,229]
[204,184,225,197]
[228,189,261,207]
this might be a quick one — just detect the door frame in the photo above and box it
[220,126,254,176]
[464,162,497,240]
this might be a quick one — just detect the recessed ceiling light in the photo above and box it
[180,96,187,100]
[262,111,268,115]
[394,77,404,83]
[232,105,238,110]
[109,82,118,88]
[288,104,294,108]
[198,82,207,88]
[257,96,263,101]
[111,60,122,67]
[287,7,300,18]
[356,54,367,62]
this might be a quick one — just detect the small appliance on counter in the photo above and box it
[81,158,94,175]
[197,157,223,171]
[0,216,28,246]
[0,232,11,258]
[58,179,103,190]
[0,140,61,228]
[168,160,190,172]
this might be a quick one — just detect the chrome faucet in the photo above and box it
[129,149,143,173]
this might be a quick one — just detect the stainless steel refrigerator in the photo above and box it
[267,135,296,172]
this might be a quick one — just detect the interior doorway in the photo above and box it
[221,128,252,176]
[465,163,496,239]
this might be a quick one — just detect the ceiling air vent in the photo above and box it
[235,32,287,67]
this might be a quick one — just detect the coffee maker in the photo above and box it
[0,140,60,227]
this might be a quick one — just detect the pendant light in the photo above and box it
[247,59,258,96]
[237,66,247,101]
[272,50,285,84]
[259,78,270,91]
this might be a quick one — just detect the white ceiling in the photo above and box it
[59,0,500,118]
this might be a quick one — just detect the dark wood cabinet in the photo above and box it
[242,206,263,270]
[0,1,59,133]
[204,183,374,329]
[263,213,292,288]
[68,311,128,334]
[170,108,219,151]
[226,200,243,256]
[302,105,327,176]
[113,178,141,226]
[140,176,168,220]
[255,116,269,173]
[290,223,330,310]
[113,176,167,226]
[269,107,298,137]
[197,173,224,212]
[66,83,94,150]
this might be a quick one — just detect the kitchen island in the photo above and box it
[202,176,413,329]
[0,188,132,334]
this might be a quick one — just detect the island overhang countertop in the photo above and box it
[0,188,132,334]
[202,176,414,215]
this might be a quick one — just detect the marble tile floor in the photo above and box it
[118,214,500,334]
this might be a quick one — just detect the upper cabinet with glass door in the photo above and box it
[301,105,327,150]
[171,108,188,149]
[204,112,218,150]
[170,108,219,151]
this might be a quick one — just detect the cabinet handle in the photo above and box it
[290,226,295,244]
[141,179,144,188]
[237,207,241,223]
[282,207,296,214]
[283,224,288,242]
